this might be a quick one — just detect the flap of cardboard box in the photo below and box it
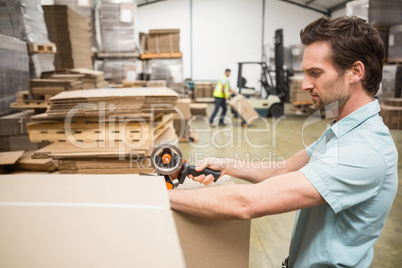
[0,174,185,268]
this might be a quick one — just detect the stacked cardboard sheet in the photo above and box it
[27,87,179,174]
[40,87,179,119]
[42,68,108,89]
[147,29,180,53]
[0,110,48,151]
[194,81,216,102]
[380,98,402,130]
[29,78,83,96]
[43,5,92,70]
[289,75,312,104]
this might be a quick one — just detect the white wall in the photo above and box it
[136,0,333,89]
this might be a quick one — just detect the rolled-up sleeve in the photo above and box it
[300,142,385,214]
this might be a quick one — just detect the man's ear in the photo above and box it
[349,61,364,83]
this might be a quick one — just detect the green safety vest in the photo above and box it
[213,75,230,99]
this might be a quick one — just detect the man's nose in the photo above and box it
[301,76,313,91]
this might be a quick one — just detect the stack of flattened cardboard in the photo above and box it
[380,98,402,130]
[42,87,178,119]
[0,150,56,174]
[0,110,48,152]
[43,5,92,70]
[147,29,180,53]
[29,78,83,96]
[28,87,179,174]
[194,81,216,102]
[42,68,109,89]
[289,75,311,104]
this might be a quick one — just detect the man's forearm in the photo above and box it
[224,159,287,183]
[169,184,252,220]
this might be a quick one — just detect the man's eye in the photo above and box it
[311,72,321,77]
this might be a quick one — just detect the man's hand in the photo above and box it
[188,157,230,186]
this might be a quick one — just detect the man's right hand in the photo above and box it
[188,157,230,186]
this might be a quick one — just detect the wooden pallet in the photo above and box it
[10,91,50,110]
[28,42,57,54]
[95,51,140,59]
[141,52,182,59]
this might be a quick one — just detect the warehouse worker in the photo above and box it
[209,69,237,127]
[169,16,398,267]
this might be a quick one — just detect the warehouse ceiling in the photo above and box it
[279,0,352,16]
[137,0,352,16]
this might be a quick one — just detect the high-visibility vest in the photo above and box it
[213,75,230,99]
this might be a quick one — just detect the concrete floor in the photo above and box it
[180,103,402,267]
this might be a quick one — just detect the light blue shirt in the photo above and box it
[290,100,398,267]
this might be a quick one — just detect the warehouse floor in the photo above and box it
[180,103,402,267]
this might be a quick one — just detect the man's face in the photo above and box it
[301,41,350,110]
[225,71,231,77]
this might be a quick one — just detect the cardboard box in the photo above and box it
[174,98,192,120]
[173,176,251,268]
[0,174,185,268]
[148,29,180,53]
[230,95,259,125]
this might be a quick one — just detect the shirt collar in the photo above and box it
[328,99,380,138]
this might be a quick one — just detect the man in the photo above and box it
[209,69,237,127]
[170,16,398,267]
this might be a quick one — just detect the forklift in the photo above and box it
[237,29,288,118]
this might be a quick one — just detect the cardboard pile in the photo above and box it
[230,94,259,125]
[289,76,311,104]
[194,81,216,102]
[27,87,179,174]
[42,68,109,89]
[380,98,402,130]
[29,78,83,96]
[190,103,208,117]
[147,29,180,54]
[43,5,92,70]
[0,110,48,152]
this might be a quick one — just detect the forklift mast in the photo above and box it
[237,29,287,101]
[275,29,286,100]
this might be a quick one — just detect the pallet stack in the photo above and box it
[380,98,402,130]
[288,76,311,105]
[193,82,216,102]
[27,87,179,174]
[43,5,93,70]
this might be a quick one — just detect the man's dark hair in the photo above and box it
[225,69,231,73]
[300,16,384,96]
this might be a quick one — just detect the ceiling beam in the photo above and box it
[279,0,328,16]
[138,0,166,8]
